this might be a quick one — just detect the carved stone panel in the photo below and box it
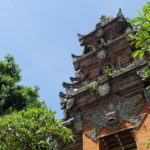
[66,98,75,110]
[97,29,104,37]
[84,95,147,141]
[97,50,106,59]
[98,82,110,96]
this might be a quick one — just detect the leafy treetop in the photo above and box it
[0,102,73,150]
[0,54,39,114]
[129,2,150,91]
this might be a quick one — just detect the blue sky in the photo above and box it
[0,0,148,119]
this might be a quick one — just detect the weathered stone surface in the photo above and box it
[59,10,149,150]
[66,98,75,110]
[97,49,106,59]
[84,94,146,141]
[98,82,110,96]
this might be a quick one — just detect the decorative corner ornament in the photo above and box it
[97,29,104,37]
[98,82,110,96]
[117,8,124,22]
[97,49,106,59]
[84,95,147,141]
[77,33,85,45]
[66,98,75,110]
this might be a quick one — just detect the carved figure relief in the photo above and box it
[59,92,75,111]
[97,29,104,37]
[66,98,75,110]
[98,82,110,96]
[59,92,67,109]
[84,95,147,141]
[97,50,106,59]
[75,70,85,80]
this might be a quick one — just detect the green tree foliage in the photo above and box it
[0,102,73,150]
[0,54,73,149]
[0,54,39,114]
[129,2,150,91]
[129,2,150,148]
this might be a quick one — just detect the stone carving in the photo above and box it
[97,50,106,59]
[117,9,124,22]
[62,82,79,96]
[134,57,147,66]
[70,77,79,83]
[77,33,85,40]
[97,29,104,37]
[137,69,146,80]
[66,98,75,110]
[95,23,102,30]
[84,95,147,141]
[125,26,133,34]
[100,15,114,26]
[111,60,146,78]
[98,82,110,96]
[59,92,75,110]
[75,70,85,80]
[67,88,78,96]
[59,92,67,109]
[97,75,108,84]
[77,33,85,45]
[71,54,81,62]
[73,61,79,71]
[62,82,82,91]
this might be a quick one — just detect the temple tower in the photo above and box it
[59,10,150,150]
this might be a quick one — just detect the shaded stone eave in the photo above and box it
[73,32,133,69]
[61,61,147,99]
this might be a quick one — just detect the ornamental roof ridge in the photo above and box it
[73,33,132,66]
[78,9,126,44]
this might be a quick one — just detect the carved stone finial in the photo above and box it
[117,8,122,17]
[117,8,124,22]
